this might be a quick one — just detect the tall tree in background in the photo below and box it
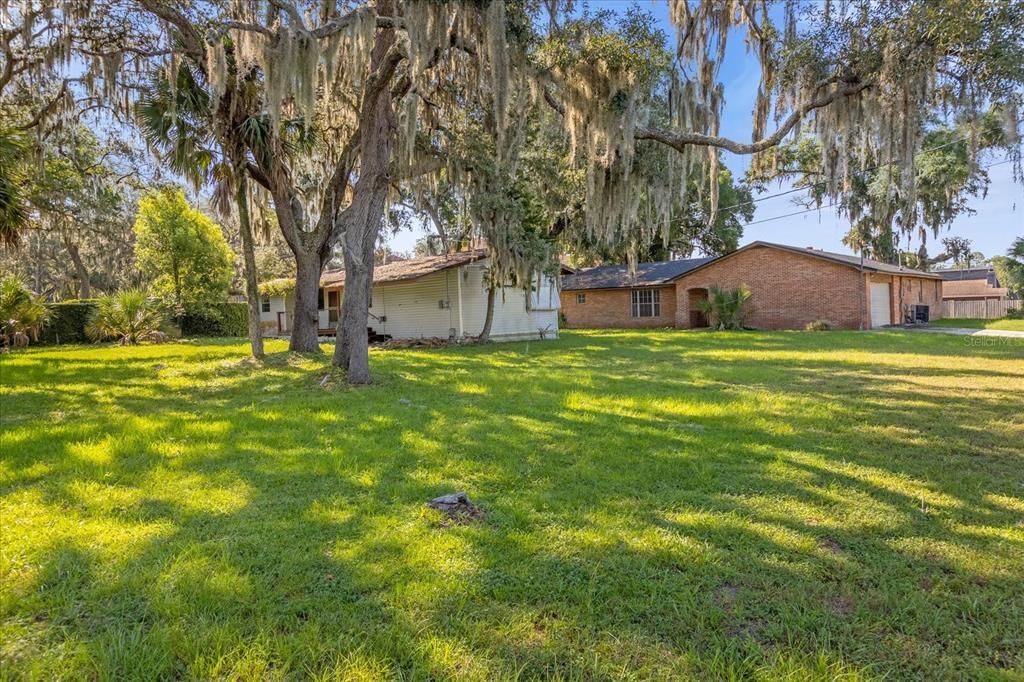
[133,188,235,312]
[991,238,1024,298]
[26,127,136,298]
[571,167,753,264]
[0,126,139,297]
[823,111,1011,263]
[135,63,268,358]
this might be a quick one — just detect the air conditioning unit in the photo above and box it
[911,304,929,323]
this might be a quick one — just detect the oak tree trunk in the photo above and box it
[332,3,397,383]
[65,240,91,299]
[479,285,496,342]
[291,248,323,352]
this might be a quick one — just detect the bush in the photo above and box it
[699,285,753,330]
[40,301,97,344]
[179,302,248,337]
[87,289,166,345]
[805,319,834,331]
[1,275,52,348]
[1006,307,1024,320]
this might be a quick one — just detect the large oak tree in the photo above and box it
[4,0,1022,383]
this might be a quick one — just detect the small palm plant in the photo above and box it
[86,289,166,345]
[0,275,51,348]
[699,285,753,330]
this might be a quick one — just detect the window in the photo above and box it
[260,295,271,313]
[317,287,325,310]
[576,293,586,304]
[631,288,660,318]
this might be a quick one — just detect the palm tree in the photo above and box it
[699,285,753,330]
[0,275,52,347]
[0,129,29,248]
[86,289,165,345]
[135,62,265,358]
[1009,237,1024,261]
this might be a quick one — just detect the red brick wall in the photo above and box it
[675,246,869,329]
[894,274,944,322]
[560,286,677,328]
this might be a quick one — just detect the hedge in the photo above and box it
[179,302,249,337]
[40,301,97,344]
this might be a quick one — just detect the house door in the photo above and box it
[870,282,891,328]
[328,290,340,325]
[687,288,710,328]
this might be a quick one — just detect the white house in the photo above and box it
[259,249,560,342]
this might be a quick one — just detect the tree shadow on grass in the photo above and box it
[2,331,1022,678]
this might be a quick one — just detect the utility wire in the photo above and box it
[718,134,1006,215]
[742,158,1014,227]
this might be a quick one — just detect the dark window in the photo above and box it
[576,293,586,304]
[261,296,271,313]
[317,288,325,310]
[631,289,660,318]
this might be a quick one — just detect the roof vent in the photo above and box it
[806,246,815,250]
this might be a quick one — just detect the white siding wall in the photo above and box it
[261,293,333,333]
[370,269,460,338]
[267,259,560,341]
[456,263,560,341]
[259,294,289,332]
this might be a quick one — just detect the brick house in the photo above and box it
[561,242,944,330]
[935,266,1010,302]
[560,258,710,329]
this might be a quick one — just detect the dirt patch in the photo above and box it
[714,582,740,609]
[817,537,844,555]
[831,595,854,616]
[726,619,764,642]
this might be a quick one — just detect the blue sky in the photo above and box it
[387,0,1022,260]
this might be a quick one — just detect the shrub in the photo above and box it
[805,319,834,331]
[699,285,753,330]
[0,275,51,348]
[40,301,97,344]
[1006,307,1024,320]
[86,289,166,345]
[179,302,248,337]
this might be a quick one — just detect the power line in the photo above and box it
[741,158,1014,227]
[718,134,1005,215]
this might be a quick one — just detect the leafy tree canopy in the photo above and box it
[133,188,235,311]
[991,237,1024,298]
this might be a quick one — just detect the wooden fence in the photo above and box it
[942,299,1022,319]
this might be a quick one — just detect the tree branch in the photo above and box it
[15,80,70,130]
[268,0,307,33]
[136,0,206,67]
[635,80,873,154]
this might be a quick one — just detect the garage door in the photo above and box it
[870,282,891,328]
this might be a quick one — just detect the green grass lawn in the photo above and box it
[2,330,1022,680]
[929,317,1024,331]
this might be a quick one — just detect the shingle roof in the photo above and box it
[934,266,997,284]
[678,241,943,280]
[320,249,488,287]
[561,258,712,291]
[767,243,944,278]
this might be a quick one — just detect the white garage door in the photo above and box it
[870,282,891,328]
